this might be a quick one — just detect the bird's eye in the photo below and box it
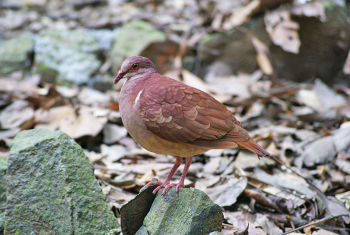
[131,63,139,70]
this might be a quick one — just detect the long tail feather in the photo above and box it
[236,138,270,157]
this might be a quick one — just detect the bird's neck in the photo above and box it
[121,72,153,97]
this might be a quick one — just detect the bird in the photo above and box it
[114,56,270,195]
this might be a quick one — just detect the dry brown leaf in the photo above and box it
[0,100,34,129]
[0,79,39,99]
[78,87,110,108]
[265,9,300,54]
[103,123,127,144]
[35,105,108,139]
[101,144,127,163]
[224,211,280,235]
[223,0,261,29]
[343,50,350,75]
[251,36,274,75]
[291,1,326,21]
[205,176,247,207]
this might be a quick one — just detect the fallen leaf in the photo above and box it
[78,87,110,108]
[0,100,34,129]
[101,144,127,162]
[251,36,273,75]
[301,136,336,167]
[343,50,350,74]
[291,1,326,21]
[205,176,247,207]
[223,0,260,29]
[265,9,300,54]
[103,123,127,144]
[301,127,350,167]
[35,105,108,139]
[335,191,350,210]
[313,80,346,110]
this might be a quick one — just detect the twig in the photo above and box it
[281,214,347,235]
[268,154,329,215]
[268,155,319,191]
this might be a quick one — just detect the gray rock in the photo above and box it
[33,29,102,84]
[5,129,120,235]
[0,156,8,234]
[87,29,120,51]
[0,34,33,74]
[136,188,223,235]
[198,0,350,84]
[120,185,157,235]
[110,20,166,73]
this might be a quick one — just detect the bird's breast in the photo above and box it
[119,83,207,157]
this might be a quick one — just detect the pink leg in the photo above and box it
[143,157,183,194]
[161,157,193,195]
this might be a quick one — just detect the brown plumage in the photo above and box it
[114,56,269,195]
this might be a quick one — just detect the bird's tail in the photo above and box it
[236,138,270,157]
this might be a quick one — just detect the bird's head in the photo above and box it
[114,56,157,84]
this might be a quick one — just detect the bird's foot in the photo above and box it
[144,181,184,195]
[161,182,184,195]
[143,181,163,190]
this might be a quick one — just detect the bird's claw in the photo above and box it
[144,181,184,195]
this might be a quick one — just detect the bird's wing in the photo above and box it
[138,75,237,143]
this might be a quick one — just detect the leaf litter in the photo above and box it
[0,0,350,234]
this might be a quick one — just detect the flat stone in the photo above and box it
[5,129,120,234]
[110,20,166,73]
[33,29,101,84]
[120,185,157,235]
[136,188,223,235]
[0,34,33,74]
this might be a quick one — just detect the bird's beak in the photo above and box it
[114,71,126,84]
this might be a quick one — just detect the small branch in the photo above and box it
[282,214,347,235]
[268,154,329,215]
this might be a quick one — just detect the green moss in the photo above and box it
[137,188,223,235]
[0,34,33,74]
[33,29,101,84]
[6,129,120,234]
[110,20,166,72]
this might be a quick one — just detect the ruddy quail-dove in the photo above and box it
[114,56,269,195]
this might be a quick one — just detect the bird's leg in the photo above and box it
[161,156,192,195]
[143,157,183,194]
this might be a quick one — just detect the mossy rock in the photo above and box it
[198,0,350,83]
[5,129,119,235]
[136,187,223,235]
[110,20,167,73]
[33,29,102,84]
[0,34,33,74]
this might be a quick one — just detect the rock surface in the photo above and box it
[33,29,101,84]
[0,156,8,234]
[136,188,223,235]
[120,185,157,235]
[198,0,350,83]
[110,20,166,73]
[5,129,119,235]
[0,34,33,74]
